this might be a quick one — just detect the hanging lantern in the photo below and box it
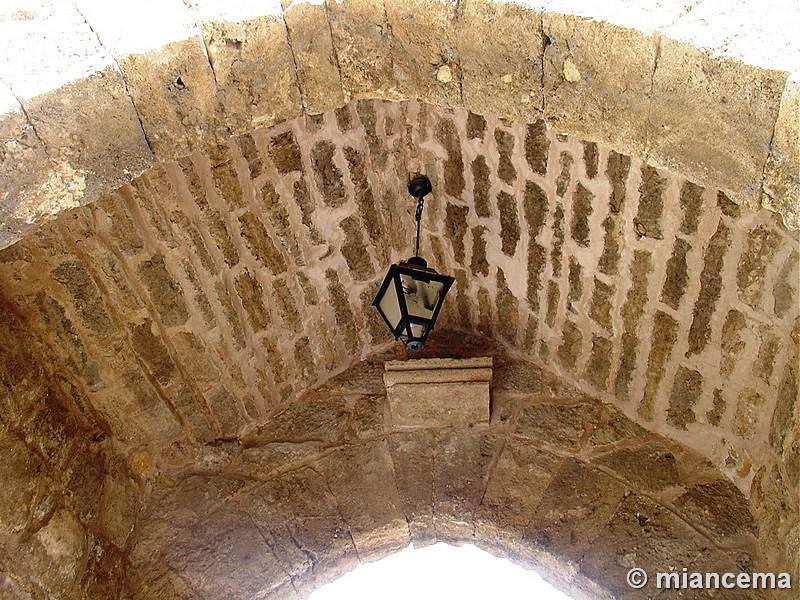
[372,176,454,352]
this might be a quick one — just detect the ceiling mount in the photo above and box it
[407,176,432,199]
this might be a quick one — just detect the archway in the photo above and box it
[0,2,797,597]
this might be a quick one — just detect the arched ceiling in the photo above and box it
[0,1,798,598]
[0,0,798,248]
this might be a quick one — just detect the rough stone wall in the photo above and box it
[0,99,797,594]
[1,0,798,248]
[124,339,766,600]
[0,303,140,598]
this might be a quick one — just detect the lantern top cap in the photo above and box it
[405,256,428,268]
[408,176,432,199]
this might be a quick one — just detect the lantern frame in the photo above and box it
[372,256,454,352]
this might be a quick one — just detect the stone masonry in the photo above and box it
[0,0,799,250]
[0,98,797,597]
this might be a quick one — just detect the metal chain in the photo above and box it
[414,197,424,258]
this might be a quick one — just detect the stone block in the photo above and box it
[0,8,153,204]
[285,0,346,114]
[316,441,409,561]
[188,1,302,134]
[386,431,436,545]
[522,459,627,563]
[0,83,54,249]
[29,509,88,594]
[172,510,295,599]
[579,494,708,599]
[0,436,48,536]
[76,0,222,159]
[383,357,492,428]
[479,439,562,534]
[100,471,139,549]
[763,72,800,230]
[327,0,402,101]
[384,0,461,108]
[543,13,655,158]
[454,0,544,121]
[648,37,786,210]
[433,428,502,542]
[246,470,360,596]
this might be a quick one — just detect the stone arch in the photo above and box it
[0,96,797,597]
[125,339,763,600]
[0,0,798,249]
[0,1,798,597]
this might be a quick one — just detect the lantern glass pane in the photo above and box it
[400,274,444,319]
[408,321,427,339]
[377,277,403,329]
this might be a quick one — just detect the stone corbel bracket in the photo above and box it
[383,357,492,429]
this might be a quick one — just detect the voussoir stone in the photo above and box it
[327,0,403,101]
[543,13,654,158]
[648,37,787,210]
[763,72,800,230]
[190,2,303,134]
[384,0,461,108]
[454,0,544,121]
[285,0,346,114]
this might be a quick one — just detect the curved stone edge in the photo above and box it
[0,0,798,250]
[763,72,800,230]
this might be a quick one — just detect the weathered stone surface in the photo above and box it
[0,84,53,248]
[79,0,222,159]
[579,494,708,599]
[648,37,786,209]
[543,14,654,157]
[317,441,409,560]
[763,72,800,229]
[593,440,682,492]
[687,221,730,356]
[384,0,460,107]
[327,0,400,101]
[0,8,154,214]
[522,459,627,563]
[285,1,345,114]
[516,399,599,451]
[191,4,302,133]
[674,479,756,539]
[433,428,501,542]
[455,0,544,121]
[384,358,491,428]
[479,439,562,535]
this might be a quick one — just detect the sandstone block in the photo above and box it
[317,442,409,561]
[763,72,800,230]
[77,0,223,159]
[0,9,153,204]
[648,38,786,210]
[285,1,346,114]
[0,84,53,249]
[543,13,654,158]
[190,1,302,134]
[455,0,544,121]
[479,440,562,534]
[386,431,437,545]
[30,509,87,595]
[522,459,627,563]
[579,494,708,599]
[384,357,492,428]
[327,0,402,101]
[433,428,502,542]
[173,510,296,598]
[384,0,461,108]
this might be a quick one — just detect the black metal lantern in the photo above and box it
[372,176,454,352]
